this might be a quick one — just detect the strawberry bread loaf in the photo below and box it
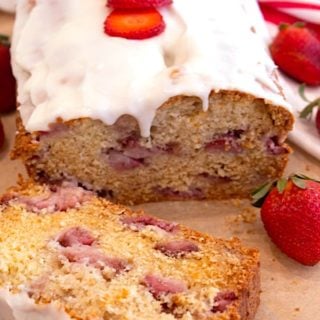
[0,180,260,319]
[11,0,294,204]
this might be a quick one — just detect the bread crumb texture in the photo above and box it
[13,90,293,205]
[0,181,260,319]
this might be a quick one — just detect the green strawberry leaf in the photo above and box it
[300,99,320,119]
[279,23,289,31]
[0,34,10,47]
[299,84,320,119]
[290,174,320,187]
[295,173,320,183]
[298,84,309,102]
[276,178,287,193]
[251,174,320,208]
[291,176,307,189]
[293,22,306,28]
[251,181,275,208]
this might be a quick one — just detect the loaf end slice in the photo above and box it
[0,180,260,319]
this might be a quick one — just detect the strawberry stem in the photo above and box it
[300,99,320,119]
[298,84,309,102]
[276,178,287,193]
[299,85,320,119]
[251,181,276,208]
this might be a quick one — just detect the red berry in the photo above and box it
[316,108,320,135]
[107,0,172,9]
[104,9,165,40]
[259,178,320,266]
[0,118,4,150]
[270,24,320,86]
[0,35,16,113]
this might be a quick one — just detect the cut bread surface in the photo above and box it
[13,91,294,205]
[0,181,260,319]
[11,0,294,206]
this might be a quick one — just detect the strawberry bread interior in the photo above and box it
[14,90,294,205]
[0,181,259,319]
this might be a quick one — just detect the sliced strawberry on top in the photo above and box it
[104,8,165,40]
[107,0,172,9]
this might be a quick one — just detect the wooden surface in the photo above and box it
[1,12,320,320]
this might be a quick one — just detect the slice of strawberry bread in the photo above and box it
[11,0,294,204]
[0,180,260,319]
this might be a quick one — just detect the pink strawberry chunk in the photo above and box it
[156,186,205,200]
[106,134,180,171]
[266,136,289,155]
[205,130,244,153]
[61,246,129,273]
[15,184,93,213]
[142,274,187,299]
[57,227,96,247]
[212,291,237,313]
[108,150,144,170]
[154,239,199,257]
[121,215,179,233]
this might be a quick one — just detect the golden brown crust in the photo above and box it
[12,116,38,162]
[179,226,261,319]
[237,259,260,320]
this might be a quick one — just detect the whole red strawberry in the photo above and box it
[270,23,320,86]
[252,175,320,266]
[0,118,4,150]
[0,34,16,113]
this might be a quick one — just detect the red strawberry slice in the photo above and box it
[104,8,165,40]
[270,23,320,86]
[107,0,172,9]
[0,35,16,113]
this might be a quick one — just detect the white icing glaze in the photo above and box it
[12,0,292,137]
[0,0,16,12]
[0,289,70,320]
